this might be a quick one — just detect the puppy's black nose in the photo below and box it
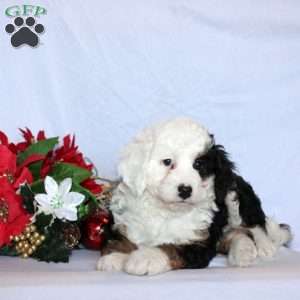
[178,184,192,199]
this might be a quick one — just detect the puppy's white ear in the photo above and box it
[118,128,154,197]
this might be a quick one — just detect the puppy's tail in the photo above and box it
[266,218,293,248]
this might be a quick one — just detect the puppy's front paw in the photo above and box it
[228,236,257,267]
[97,252,128,272]
[124,247,171,276]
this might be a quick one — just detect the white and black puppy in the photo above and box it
[97,118,292,275]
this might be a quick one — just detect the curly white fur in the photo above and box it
[110,118,217,247]
[124,247,171,275]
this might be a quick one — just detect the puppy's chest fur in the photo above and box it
[110,184,217,247]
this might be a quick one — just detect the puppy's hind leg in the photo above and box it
[219,229,257,267]
[229,236,258,267]
[250,225,277,259]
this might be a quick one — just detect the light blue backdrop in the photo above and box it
[0,0,299,249]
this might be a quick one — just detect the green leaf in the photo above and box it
[17,137,59,164]
[71,182,97,203]
[77,204,90,219]
[71,182,98,219]
[0,245,18,257]
[30,180,45,194]
[28,161,43,181]
[20,184,36,214]
[32,219,71,263]
[50,162,91,184]
[35,213,53,232]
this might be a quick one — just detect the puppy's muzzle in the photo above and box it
[178,184,192,200]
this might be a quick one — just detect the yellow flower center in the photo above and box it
[0,172,15,183]
[0,198,9,223]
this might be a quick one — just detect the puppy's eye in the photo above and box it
[193,158,210,178]
[193,158,203,170]
[162,159,172,166]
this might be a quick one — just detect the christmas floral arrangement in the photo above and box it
[0,129,113,262]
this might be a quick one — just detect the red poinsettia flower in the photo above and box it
[81,178,103,194]
[15,128,46,152]
[41,135,93,178]
[0,179,31,247]
[40,151,54,178]
[55,135,93,171]
[0,131,18,154]
[0,145,33,189]
[0,131,9,146]
[0,129,46,155]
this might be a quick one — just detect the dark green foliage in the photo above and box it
[28,161,43,181]
[72,182,98,220]
[0,245,18,257]
[34,213,53,233]
[50,162,91,184]
[30,179,45,194]
[32,219,71,263]
[20,184,36,214]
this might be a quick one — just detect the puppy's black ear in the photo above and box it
[211,145,235,175]
[208,145,236,205]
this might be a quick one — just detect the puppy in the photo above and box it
[97,118,292,275]
[191,140,292,267]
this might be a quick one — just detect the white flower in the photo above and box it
[35,176,85,221]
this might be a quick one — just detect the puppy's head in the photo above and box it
[118,118,216,208]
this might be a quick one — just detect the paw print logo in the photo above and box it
[5,17,44,47]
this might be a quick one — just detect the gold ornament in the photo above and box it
[30,225,36,232]
[0,198,9,223]
[12,224,45,258]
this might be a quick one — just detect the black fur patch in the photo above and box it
[232,175,266,228]
[189,143,267,267]
[194,144,266,228]
[176,242,216,269]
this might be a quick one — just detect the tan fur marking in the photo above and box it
[101,233,137,256]
[114,224,128,236]
[159,244,185,269]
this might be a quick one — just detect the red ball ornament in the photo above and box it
[81,209,110,250]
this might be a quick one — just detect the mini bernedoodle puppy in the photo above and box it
[97,118,292,275]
